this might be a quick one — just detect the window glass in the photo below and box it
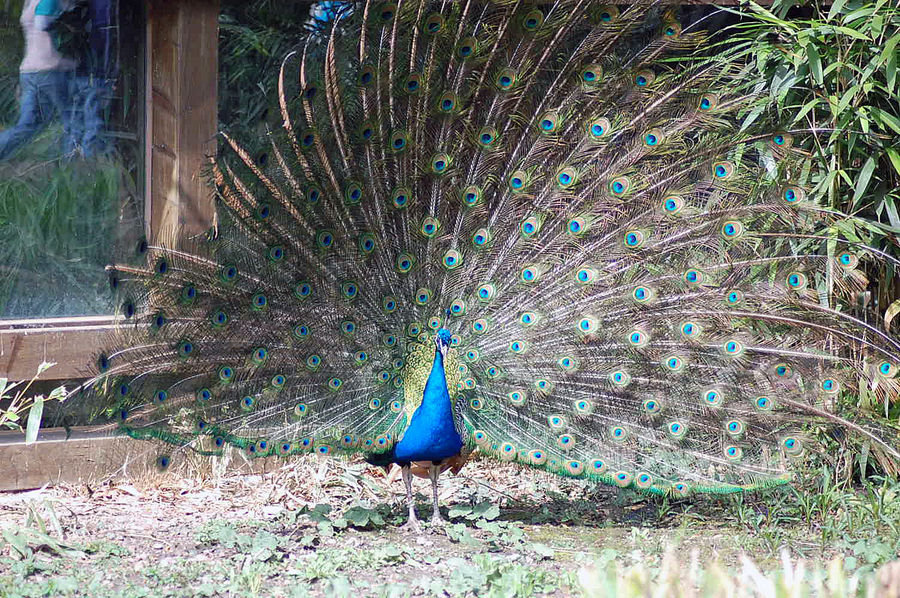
[0,0,143,318]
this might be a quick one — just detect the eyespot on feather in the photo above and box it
[457,36,478,59]
[521,9,544,30]
[423,12,445,34]
[633,69,655,87]
[587,117,611,141]
[662,21,682,37]
[769,131,794,149]
[580,64,603,86]
[495,67,517,91]
[593,5,619,23]
[698,93,718,111]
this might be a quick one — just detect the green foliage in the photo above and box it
[707,1,900,472]
[449,500,502,522]
[218,1,318,143]
[0,363,66,440]
[712,473,900,573]
[728,0,900,303]
[3,527,82,561]
[194,519,284,563]
[436,554,562,598]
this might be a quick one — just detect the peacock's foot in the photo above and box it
[399,516,422,534]
[428,513,445,532]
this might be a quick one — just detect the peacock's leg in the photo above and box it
[428,462,444,527]
[399,464,421,533]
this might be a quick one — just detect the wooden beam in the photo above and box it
[178,0,219,237]
[0,427,127,491]
[0,317,114,381]
[0,427,280,491]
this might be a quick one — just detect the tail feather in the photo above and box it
[82,0,900,495]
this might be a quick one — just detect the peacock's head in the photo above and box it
[435,328,452,357]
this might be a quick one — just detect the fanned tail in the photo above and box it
[83,1,899,495]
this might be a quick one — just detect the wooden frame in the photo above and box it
[0,0,218,382]
[0,316,114,381]
[0,427,124,490]
[0,426,277,490]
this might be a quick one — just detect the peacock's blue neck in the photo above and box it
[393,347,463,463]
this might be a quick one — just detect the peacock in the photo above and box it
[86,0,900,532]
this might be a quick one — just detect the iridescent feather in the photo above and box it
[87,0,899,510]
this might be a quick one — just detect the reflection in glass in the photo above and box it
[0,0,143,318]
[0,0,76,161]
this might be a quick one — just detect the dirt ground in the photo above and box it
[0,455,890,597]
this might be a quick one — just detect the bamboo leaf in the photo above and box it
[747,0,785,24]
[859,109,871,134]
[827,94,840,119]
[740,104,766,132]
[871,14,884,38]
[870,108,900,134]
[25,396,44,445]
[805,43,823,85]
[826,0,849,22]
[859,217,900,234]
[832,25,872,41]
[790,98,821,125]
[852,157,877,205]
[882,197,900,229]
[836,86,857,114]
[884,36,899,93]
[843,7,876,23]
[886,148,900,178]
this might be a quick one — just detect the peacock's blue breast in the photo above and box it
[393,413,463,463]
[393,347,463,463]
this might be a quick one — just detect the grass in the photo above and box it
[0,151,143,318]
[0,456,898,597]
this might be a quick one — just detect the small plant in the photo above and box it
[578,549,885,598]
[0,362,66,443]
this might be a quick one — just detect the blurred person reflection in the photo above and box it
[0,0,75,161]
[69,0,117,158]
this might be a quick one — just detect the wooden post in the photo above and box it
[145,0,218,245]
